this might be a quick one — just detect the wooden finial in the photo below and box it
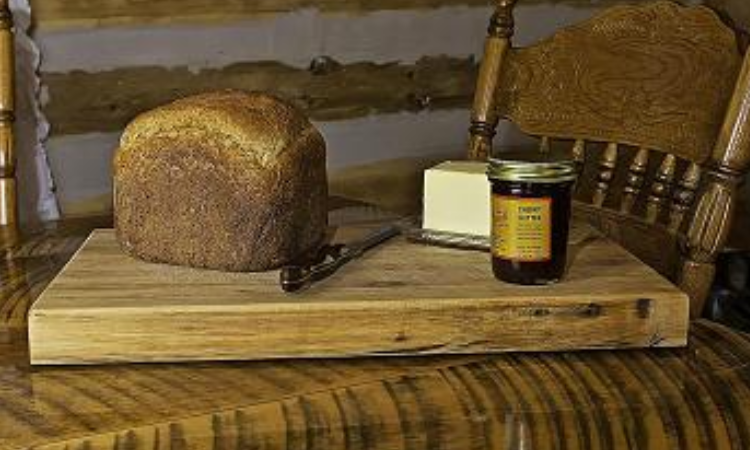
[487,0,518,38]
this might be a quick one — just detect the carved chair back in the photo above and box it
[468,0,750,317]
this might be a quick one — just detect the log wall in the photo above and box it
[28,0,747,217]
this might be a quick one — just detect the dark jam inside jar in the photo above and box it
[487,155,576,285]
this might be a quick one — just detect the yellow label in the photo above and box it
[491,196,552,262]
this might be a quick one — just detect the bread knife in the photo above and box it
[279,224,401,292]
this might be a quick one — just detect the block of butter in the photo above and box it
[422,161,490,238]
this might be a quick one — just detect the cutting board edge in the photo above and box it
[28,335,690,366]
[29,291,689,365]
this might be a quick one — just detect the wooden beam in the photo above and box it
[30,0,487,30]
[29,0,630,30]
[42,57,477,137]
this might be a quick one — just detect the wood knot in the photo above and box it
[581,303,602,317]
[0,110,15,123]
[0,164,15,177]
[408,93,432,110]
[636,298,653,318]
[309,56,342,76]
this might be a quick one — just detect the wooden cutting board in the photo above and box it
[28,224,689,365]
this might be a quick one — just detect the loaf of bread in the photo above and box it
[113,91,328,272]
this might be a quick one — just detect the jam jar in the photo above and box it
[487,152,577,285]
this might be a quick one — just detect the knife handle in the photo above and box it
[279,225,400,292]
[280,248,353,293]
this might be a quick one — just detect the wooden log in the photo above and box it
[42,57,477,136]
[29,0,634,30]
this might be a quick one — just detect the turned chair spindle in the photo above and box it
[646,154,677,223]
[468,0,516,161]
[592,143,618,207]
[669,163,701,231]
[538,136,551,154]
[620,148,650,214]
[0,0,16,245]
[571,139,586,167]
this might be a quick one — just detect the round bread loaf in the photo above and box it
[114,90,328,272]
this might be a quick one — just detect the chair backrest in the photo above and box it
[468,0,750,317]
[0,0,16,243]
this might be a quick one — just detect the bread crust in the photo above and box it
[114,91,328,272]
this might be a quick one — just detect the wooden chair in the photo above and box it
[468,0,750,318]
[0,0,16,245]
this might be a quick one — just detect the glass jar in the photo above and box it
[487,152,577,285]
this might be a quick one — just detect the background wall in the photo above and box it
[709,0,750,31]
[16,0,749,220]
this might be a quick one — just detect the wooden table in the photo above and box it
[1,216,750,450]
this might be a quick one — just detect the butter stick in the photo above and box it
[422,161,490,238]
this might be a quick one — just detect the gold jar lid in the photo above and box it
[487,151,577,183]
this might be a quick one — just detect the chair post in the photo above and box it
[467,0,516,161]
[0,0,17,247]
[680,48,750,318]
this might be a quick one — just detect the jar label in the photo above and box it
[491,196,552,262]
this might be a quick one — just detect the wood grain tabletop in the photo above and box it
[1,216,749,450]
